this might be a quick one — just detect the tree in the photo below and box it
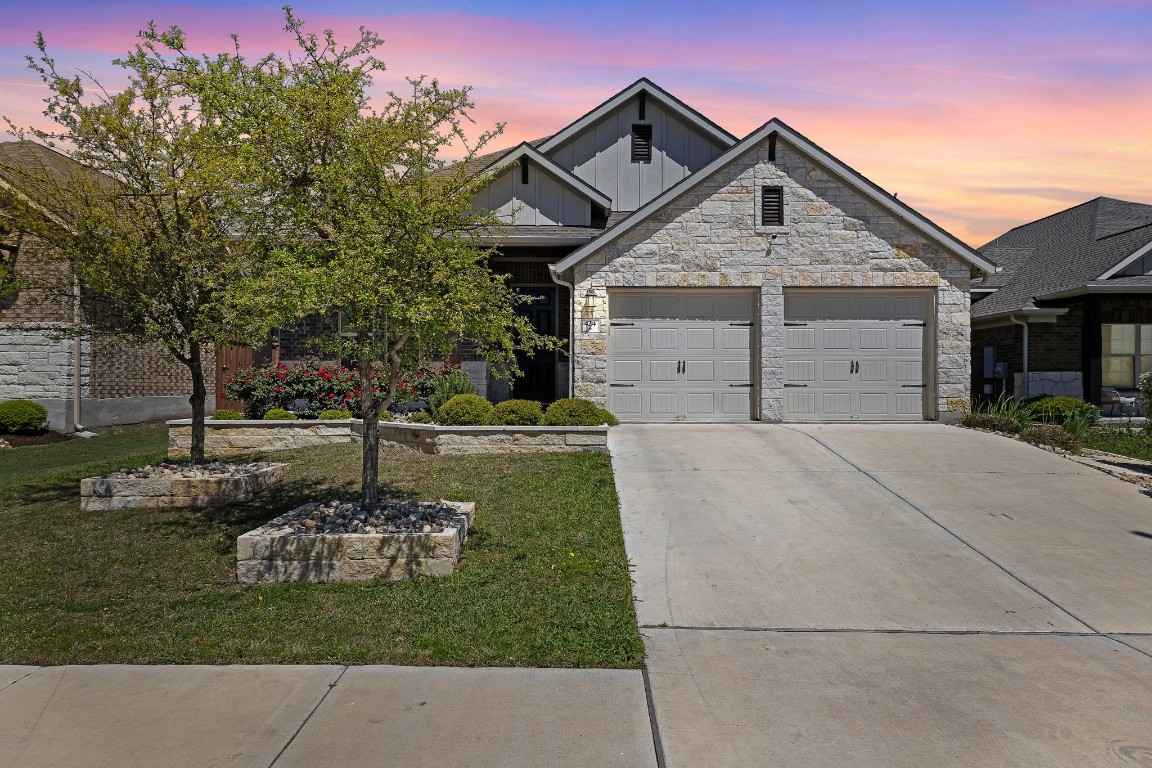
[180,12,554,508]
[1,29,259,463]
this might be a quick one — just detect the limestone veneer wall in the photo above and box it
[0,325,89,400]
[569,134,975,421]
[169,419,609,458]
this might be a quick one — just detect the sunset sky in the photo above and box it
[2,0,1150,245]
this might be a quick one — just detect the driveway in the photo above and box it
[612,423,1152,767]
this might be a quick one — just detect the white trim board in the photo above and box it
[1098,238,1152,280]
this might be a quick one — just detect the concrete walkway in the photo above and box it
[611,423,1152,767]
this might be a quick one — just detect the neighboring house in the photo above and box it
[970,197,1152,407]
[0,140,215,431]
[468,78,994,421]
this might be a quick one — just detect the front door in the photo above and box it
[215,346,253,412]
[513,288,557,402]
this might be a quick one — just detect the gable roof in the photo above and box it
[972,197,1152,320]
[479,141,612,213]
[552,119,996,275]
[537,78,736,155]
[0,140,117,216]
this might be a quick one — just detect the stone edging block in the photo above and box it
[80,464,288,511]
[236,501,475,583]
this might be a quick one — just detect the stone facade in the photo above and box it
[236,501,475,583]
[569,134,974,420]
[80,464,287,511]
[168,419,609,459]
[0,326,89,401]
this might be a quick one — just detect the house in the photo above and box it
[466,78,994,421]
[0,140,214,432]
[970,197,1152,407]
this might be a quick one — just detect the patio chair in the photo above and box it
[1101,389,1139,417]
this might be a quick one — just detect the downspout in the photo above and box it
[548,264,576,399]
[1010,314,1029,400]
[72,280,85,433]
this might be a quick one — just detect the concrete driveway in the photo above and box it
[612,423,1152,767]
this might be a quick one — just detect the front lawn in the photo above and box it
[0,423,643,667]
[1080,424,1152,462]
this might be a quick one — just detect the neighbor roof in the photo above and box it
[552,118,997,275]
[0,140,117,215]
[972,197,1152,320]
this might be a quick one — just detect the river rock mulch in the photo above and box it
[105,460,281,479]
[256,499,467,536]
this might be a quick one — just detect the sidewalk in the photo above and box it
[0,665,658,768]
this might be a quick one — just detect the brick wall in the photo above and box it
[0,236,73,323]
[278,313,340,362]
[89,336,215,399]
[971,300,1084,401]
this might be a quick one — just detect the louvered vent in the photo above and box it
[631,124,653,163]
[761,185,784,226]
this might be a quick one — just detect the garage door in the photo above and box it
[608,291,755,421]
[783,291,928,421]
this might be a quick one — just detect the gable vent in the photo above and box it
[761,185,784,227]
[631,124,653,163]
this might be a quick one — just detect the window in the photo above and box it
[1101,323,1152,387]
[631,124,652,163]
[761,185,784,227]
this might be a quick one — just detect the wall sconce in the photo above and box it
[581,289,602,334]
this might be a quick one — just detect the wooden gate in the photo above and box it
[215,346,253,412]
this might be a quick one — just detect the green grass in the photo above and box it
[0,423,643,667]
[1080,424,1152,462]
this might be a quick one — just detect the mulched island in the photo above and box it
[261,499,465,535]
[1,431,75,448]
[104,460,280,479]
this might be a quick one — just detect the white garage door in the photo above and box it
[608,291,755,421]
[783,291,929,421]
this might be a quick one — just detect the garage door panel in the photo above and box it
[822,328,851,350]
[786,360,815,383]
[685,360,714,381]
[608,290,754,421]
[785,327,815,350]
[614,360,642,382]
[783,291,928,421]
[612,391,643,415]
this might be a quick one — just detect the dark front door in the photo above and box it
[215,346,253,412]
[513,288,557,402]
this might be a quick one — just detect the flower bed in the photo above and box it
[81,461,287,510]
[236,500,475,583]
[168,419,608,458]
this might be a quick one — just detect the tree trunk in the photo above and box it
[359,355,380,510]
[188,341,207,465]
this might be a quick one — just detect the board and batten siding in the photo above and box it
[548,98,728,212]
[471,164,592,227]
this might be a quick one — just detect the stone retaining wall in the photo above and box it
[168,419,609,458]
[236,501,475,583]
[81,463,287,510]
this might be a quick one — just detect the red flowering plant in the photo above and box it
[394,360,462,403]
[224,360,366,418]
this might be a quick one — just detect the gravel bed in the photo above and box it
[105,461,280,479]
[259,500,466,536]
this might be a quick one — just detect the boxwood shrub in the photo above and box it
[543,398,614,426]
[211,409,244,420]
[317,409,353,420]
[436,394,494,426]
[492,399,544,426]
[0,399,48,433]
[262,408,297,420]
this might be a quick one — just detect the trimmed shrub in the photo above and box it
[428,370,477,417]
[262,408,297,420]
[436,394,494,426]
[543,398,608,426]
[211,409,244,420]
[492,399,543,426]
[317,409,353,420]
[409,411,433,424]
[0,399,48,433]
[1019,424,1080,453]
[1028,396,1100,426]
[597,408,620,427]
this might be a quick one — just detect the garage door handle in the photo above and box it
[729,322,754,327]
[784,383,808,388]
[784,322,808,327]
[901,384,925,388]
[610,322,635,327]
[610,383,636,388]
[902,322,926,327]
[729,383,752,387]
